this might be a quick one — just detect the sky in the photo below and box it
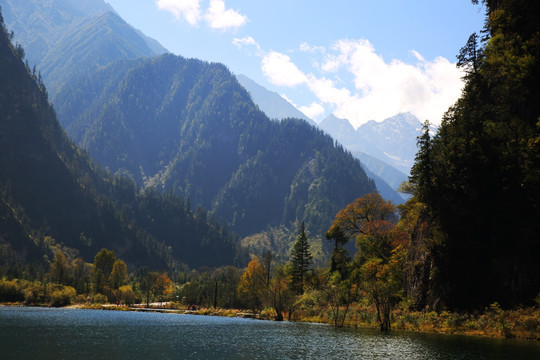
[104,0,486,127]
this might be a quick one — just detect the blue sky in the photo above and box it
[105,0,486,127]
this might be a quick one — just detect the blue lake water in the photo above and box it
[0,306,538,359]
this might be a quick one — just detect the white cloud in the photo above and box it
[261,51,308,87]
[156,0,202,26]
[262,39,464,127]
[156,0,246,30]
[411,50,425,62]
[205,0,247,30]
[233,36,258,48]
[232,36,262,55]
[300,42,325,54]
[299,102,325,120]
[280,94,323,121]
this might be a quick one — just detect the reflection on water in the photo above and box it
[0,307,538,359]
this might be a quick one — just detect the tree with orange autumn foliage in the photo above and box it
[237,258,267,312]
[327,192,406,331]
[152,272,173,302]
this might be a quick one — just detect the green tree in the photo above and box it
[409,120,432,203]
[323,271,356,328]
[109,259,128,290]
[135,267,158,307]
[325,225,351,279]
[50,251,69,285]
[457,32,482,77]
[93,248,116,280]
[409,0,540,308]
[260,250,273,287]
[290,221,312,294]
[266,265,295,321]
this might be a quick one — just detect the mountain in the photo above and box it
[361,167,405,205]
[318,114,357,147]
[5,0,376,262]
[0,0,114,65]
[319,114,409,201]
[353,151,408,191]
[355,113,422,175]
[53,54,377,243]
[44,11,166,98]
[236,74,316,126]
[0,0,167,98]
[0,15,237,270]
[319,112,423,176]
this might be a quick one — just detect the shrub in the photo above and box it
[49,286,76,307]
[23,282,47,305]
[0,279,25,302]
[74,294,88,304]
[117,285,138,305]
[91,293,108,304]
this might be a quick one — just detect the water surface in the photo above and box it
[1,306,538,359]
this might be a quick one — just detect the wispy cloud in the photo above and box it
[232,36,262,56]
[205,0,247,30]
[156,0,247,30]
[156,0,202,26]
[299,42,325,54]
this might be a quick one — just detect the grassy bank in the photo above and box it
[290,302,540,340]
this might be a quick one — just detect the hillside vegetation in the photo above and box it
[0,12,238,274]
[53,54,377,251]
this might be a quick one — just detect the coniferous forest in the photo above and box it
[0,0,539,340]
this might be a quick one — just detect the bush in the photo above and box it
[91,293,108,304]
[24,282,47,305]
[74,294,88,304]
[117,285,138,305]
[0,279,25,302]
[49,286,76,307]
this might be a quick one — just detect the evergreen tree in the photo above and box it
[409,120,432,203]
[290,222,312,294]
[409,0,540,308]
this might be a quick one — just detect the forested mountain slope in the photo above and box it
[407,0,540,309]
[0,0,167,98]
[0,13,237,271]
[54,54,377,241]
[0,0,114,66]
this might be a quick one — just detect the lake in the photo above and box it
[0,306,538,359]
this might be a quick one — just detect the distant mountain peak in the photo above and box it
[320,114,355,132]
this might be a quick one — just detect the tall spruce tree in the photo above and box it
[290,221,312,294]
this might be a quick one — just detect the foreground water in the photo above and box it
[0,307,538,359]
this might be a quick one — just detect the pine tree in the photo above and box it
[290,221,312,294]
[409,120,432,203]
